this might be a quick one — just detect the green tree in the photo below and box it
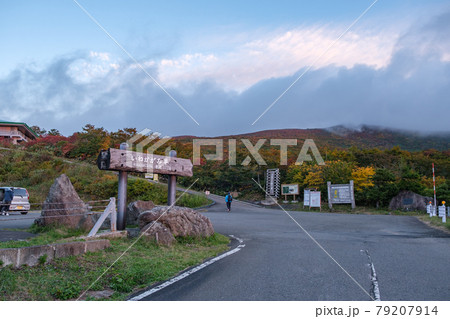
[398,166,424,194]
[47,129,61,136]
[366,168,399,207]
[322,160,353,185]
[30,125,46,136]
[67,124,109,160]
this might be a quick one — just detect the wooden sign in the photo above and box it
[97,148,193,177]
[327,180,355,209]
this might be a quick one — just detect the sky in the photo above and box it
[1,0,450,137]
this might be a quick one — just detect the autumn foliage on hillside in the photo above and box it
[3,124,449,208]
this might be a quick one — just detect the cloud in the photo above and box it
[0,12,449,136]
[157,25,397,92]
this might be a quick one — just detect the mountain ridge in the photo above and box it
[173,125,450,151]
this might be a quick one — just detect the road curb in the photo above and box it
[193,198,216,211]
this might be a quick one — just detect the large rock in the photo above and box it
[36,174,94,230]
[140,221,176,246]
[388,190,433,212]
[126,200,155,226]
[138,206,214,243]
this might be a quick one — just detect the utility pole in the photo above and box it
[432,163,437,211]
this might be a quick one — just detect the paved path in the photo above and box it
[0,211,40,242]
[138,196,450,301]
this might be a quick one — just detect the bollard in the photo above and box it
[440,202,446,223]
[117,143,128,230]
[167,150,177,206]
[438,204,446,223]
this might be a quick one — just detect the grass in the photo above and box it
[176,193,212,208]
[275,201,431,216]
[419,216,450,232]
[0,232,230,300]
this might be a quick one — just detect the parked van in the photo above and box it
[0,187,30,214]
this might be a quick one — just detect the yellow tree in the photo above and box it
[303,168,324,189]
[351,166,375,191]
[288,163,311,188]
[420,175,446,189]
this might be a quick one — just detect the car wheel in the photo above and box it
[20,211,28,215]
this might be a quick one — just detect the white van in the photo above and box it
[0,187,31,214]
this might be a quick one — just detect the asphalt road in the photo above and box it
[0,211,40,241]
[139,195,450,301]
[2,196,449,300]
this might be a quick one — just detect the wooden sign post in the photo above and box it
[97,147,193,230]
[97,148,193,176]
[327,180,356,210]
[281,184,299,202]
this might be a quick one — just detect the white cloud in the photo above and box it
[1,12,450,135]
[68,52,120,84]
[156,26,398,92]
[89,51,110,61]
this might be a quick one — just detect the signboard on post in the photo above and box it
[145,173,159,181]
[310,191,321,210]
[281,184,299,202]
[282,184,299,195]
[327,181,355,209]
[303,189,310,207]
[97,148,193,176]
[97,147,193,230]
[265,168,280,199]
[304,189,321,210]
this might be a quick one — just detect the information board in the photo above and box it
[327,181,355,209]
[310,191,321,208]
[282,184,299,195]
[303,189,310,206]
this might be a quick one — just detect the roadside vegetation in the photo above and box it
[0,232,229,301]
[419,216,450,232]
[278,203,428,216]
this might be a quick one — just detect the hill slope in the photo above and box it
[174,125,450,151]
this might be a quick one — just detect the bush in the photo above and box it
[128,179,167,204]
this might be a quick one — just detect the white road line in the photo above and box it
[363,250,381,301]
[128,236,245,301]
[369,261,381,301]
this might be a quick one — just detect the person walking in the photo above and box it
[225,192,233,212]
[1,188,13,216]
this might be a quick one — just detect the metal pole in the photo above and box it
[167,150,177,206]
[117,142,128,230]
[432,163,437,209]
